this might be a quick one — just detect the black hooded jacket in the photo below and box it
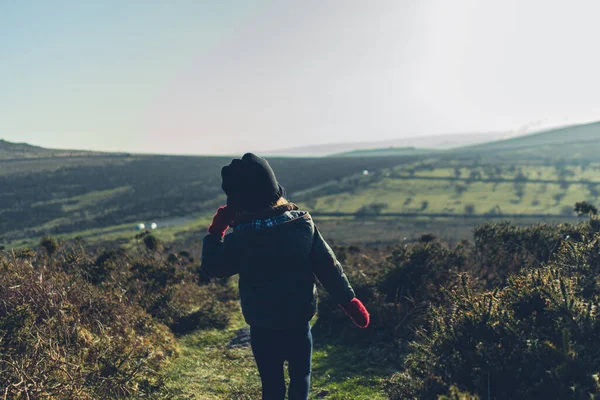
[201,207,355,328]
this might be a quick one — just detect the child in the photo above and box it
[201,153,369,400]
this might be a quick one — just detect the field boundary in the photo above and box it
[388,175,600,185]
[311,211,584,219]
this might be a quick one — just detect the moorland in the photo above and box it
[3,121,600,399]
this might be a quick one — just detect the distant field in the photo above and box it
[296,160,600,218]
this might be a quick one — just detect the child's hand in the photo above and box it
[339,298,370,328]
[208,206,236,238]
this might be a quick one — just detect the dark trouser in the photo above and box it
[250,323,312,400]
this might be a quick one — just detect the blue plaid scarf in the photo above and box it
[234,210,308,230]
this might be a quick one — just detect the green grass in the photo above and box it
[62,186,133,212]
[165,309,392,399]
[298,162,600,217]
[4,214,214,250]
[30,186,133,211]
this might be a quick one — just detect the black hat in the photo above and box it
[221,153,285,212]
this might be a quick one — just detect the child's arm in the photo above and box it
[201,233,240,278]
[310,225,370,328]
[200,206,240,278]
[309,226,356,304]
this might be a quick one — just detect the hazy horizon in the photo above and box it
[3,1,600,155]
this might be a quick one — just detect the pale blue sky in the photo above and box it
[2,0,600,155]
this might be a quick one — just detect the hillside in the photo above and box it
[0,151,414,247]
[0,139,51,159]
[295,161,599,217]
[264,132,509,157]
[0,139,95,160]
[456,121,600,160]
[3,128,600,249]
[331,146,437,157]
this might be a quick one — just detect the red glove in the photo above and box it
[208,206,235,238]
[339,298,370,328]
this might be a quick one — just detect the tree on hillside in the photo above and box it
[513,180,526,201]
[454,184,468,197]
[574,201,598,216]
[553,192,565,205]
[513,169,528,183]
[454,167,461,180]
[467,170,482,184]
[356,202,388,215]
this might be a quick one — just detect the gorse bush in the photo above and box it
[7,212,600,399]
[0,252,176,399]
[438,386,480,400]
[314,239,466,362]
[384,219,600,399]
[471,221,589,287]
[0,233,238,399]
[312,216,600,399]
[82,232,238,333]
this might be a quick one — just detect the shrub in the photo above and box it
[438,386,480,400]
[471,222,575,286]
[40,235,59,256]
[454,184,468,196]
[356,202,388,215]
[312,245,404,362]
[314,240,468,363]
[0,234,240,398]
[168,282,235,334]
[0,252,177,399]
[384,233,600,400]
[575,201,598,216]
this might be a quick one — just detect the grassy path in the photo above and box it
[165,310,394,399]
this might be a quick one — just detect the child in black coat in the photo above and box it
[201,153,369,400]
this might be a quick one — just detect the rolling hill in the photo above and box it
[263,132,510,157]
[313,120,600,162]
[0,139,97,160]
[0,142,416,247]
[2,120,599,249]
[0,139,53,159]
[455,121,600,160]
[331,146,438,157]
